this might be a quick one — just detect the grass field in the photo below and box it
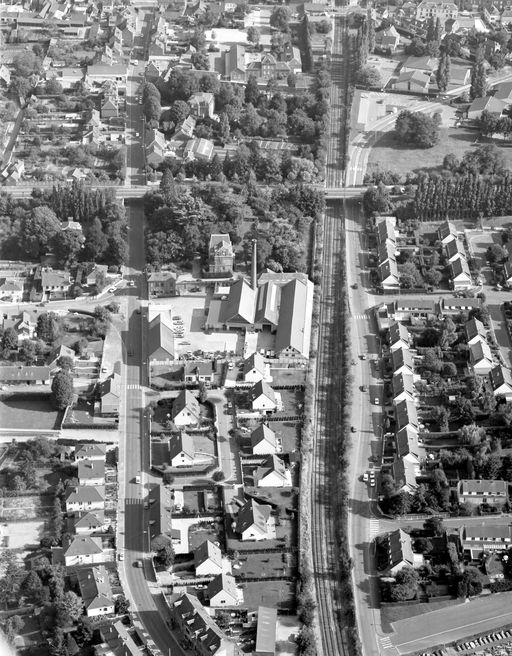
[381,598,462,628]
[367,128,512,179]
[0,393,61,430]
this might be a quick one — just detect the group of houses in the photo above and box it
[57,444,117,617]
[437,221,473,291]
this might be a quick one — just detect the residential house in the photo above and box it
[391,347,414,375]
[206,573,240,607]
[254,455,291,488]
[445,237,466,263]
[437,220,458,245]
[401,55,437,74]
[209,234,234,275]
[146,141,166,166]
[375,25,400,52]
[243,352,267,383]
[77,566,114,617]
[0,279,24,303]
[148,485,180,547]
[47,344,75,373]
[442,297,481,314]
[251,424,278,455]
[194,540,223,576]
[41,270,71,299]
[494,81,512,102]
[236,498,272,541]
[84,264,108,287]
[184,138,214,162]
[250,381,277,412]
[148,314,175,365]
[501,6,512,26]
[395,398,419,432]
[395,425,422,467]
[393,70,431,94]
[2,311,35,342]
[96,621,142,656]
[489,365,512,399]
[376,217,397,245]
[457,480,508,507]
[415,0,458,22]
[379,240,398,266]
[147,271,177,298]
[87,64,127,86]
[55,67,85,89]
[65,485,105,512]
[465,317,487,345]
[389,322,411,351]
[172,390,201,427]
[173,115,196,141]
[74,443,107,462]
[469,340,494,375]
[467,95,507,121]
[392,458,419,494]
[184,362,214,384]
[188,92,215,119]
[101,97,118,119]
[382,528,415,575]
[78,459,105,486]
[392,372,415,404]
[72,510,106,535]
[171,593,238,656]
[484,4,500,24]
[0,366,51,385]
[450,256,472,290]
[100,373,121,416]
[379,258,400,290]
[459,523,512,559]
[63,535,105,566]
[168,432,195,467]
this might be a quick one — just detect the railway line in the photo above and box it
[310,15,353,656]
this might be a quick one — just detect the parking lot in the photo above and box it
[148,298,239,356]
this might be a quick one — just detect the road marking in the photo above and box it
[127,384,142,390]
[351,313,367,320]
[368,519,380,538]
[380,637,393,648]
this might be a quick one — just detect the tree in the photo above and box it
[247,26,260,46]
[395,110,440,148]
[56,590,84,624]
[356,65,382,87]
[436,51,451,92]
[457,566,484,598]
[390,567,419,601]
[74,619,93,647]
[414,537,434,554]
[20,206,61,259]
[53,229,84,268]
[423,516,444,536]
[218,112,230,143]
[37,312,63,344]
[13,50,40,77]
[212,470,225,482]
[51,370,74,410]
[270,6,291,32]
[399,261,423,288]
[20,570,43,602]
[244,74,260,106]
[160,169,177,203]
[169,100,189,125]
[46,78,63,95]
[191,51,209,70]
[363,182,392,215]
[73,337,88,356]
[470,51,487,100]
[2,614,24,644]
[198,381,208,403]
[115,594,130,614]
[459,423,486,446]
[2,327,18,350]
[487,243,508,265]
[9,76,31,98]
[155,544,175,568]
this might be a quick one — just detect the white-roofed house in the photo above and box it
[254,455,291,488]
[194,540,223,576]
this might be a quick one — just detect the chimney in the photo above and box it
[251,239,257,290]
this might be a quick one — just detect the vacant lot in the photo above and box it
[0,520,46,549]
[0,393,62,430]
[0,495,53,521]
[367,127,512,179]
[234,549,296,579]
[239,580,295,612]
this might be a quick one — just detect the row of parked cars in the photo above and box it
[454,630,512,652]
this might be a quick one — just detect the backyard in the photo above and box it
[0,393,62,431]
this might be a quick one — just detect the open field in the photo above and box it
[234,549,296,579]
[381,598,461,626]
[0,520,46,549]
[367,127,512,179]
[0,495,53,521]
[390,592,512,654]
[0,393,62,430]
[239,580,295,612]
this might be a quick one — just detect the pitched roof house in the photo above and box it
[194,540,223,576]
[78,459,106,486]
[469,340,494,375]
[382,529,415,575]
[243,352,267,383]
[251,424,278,455]
[254,455,291,488]
[172,390,201,427]
[168,432,195,467]
[148,314,175,364]
[77,566,114,617]
[74,443,107,461]
[250,381,277,412]
[206,573,240,607]
[63,535,105,566]
[65,485,105,512]
[236,499,272,541]
[457,479,508,507]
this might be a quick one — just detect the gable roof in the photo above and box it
[469,339,493,365]
[389,322,410,348]
[392,371,415,399]
[254,281,280,327]
[396,425,420,459]
[392,458,418,491]
[148,484,176,542]
[65,485,105,504]
[64,535,103,557]
[489,365,512,391]
[450,255,471,279]
[250,380,276,404]
[386,528,414,569]
[465,317,486,342]
[77,566,113,611]
[100,372,121,399]
[184,361,212,378]
[254,454,288,485]
[391,346,414,373]
[78,459,105,481]
[0,366,50,381]
[458,479,508,496]
[75,443,107,459]
[437,220,457,241]
[148,314,175,359]
[376,217,396,244]
[243,352,266,376]
[172,390,201,421]
[73,510,104,530]
[445,237,466,260]
[220,278,256,324]
[207,572,238,603]
[274,278,313,357]
[469,95,508,115]
[194,539,222,569]
[168,432,195,460]
[250,424,277,450]
[236,498,271,535]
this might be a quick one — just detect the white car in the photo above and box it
[369,474,376,487]
[363,472,369,482]
[132,59,139,65]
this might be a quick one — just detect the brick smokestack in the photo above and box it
[251,239,257,290]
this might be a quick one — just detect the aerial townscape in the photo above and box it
[6,0,512,655]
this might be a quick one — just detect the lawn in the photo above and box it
[0,393,62,430]
[381,597,462,628]
[238,580,295,612]
[234,550,297,579]
[366,127,512,180]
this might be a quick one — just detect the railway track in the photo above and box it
[310,15,354,656]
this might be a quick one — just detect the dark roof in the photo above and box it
[75,443,107,459]
[77,566,113,611]
[236,498,271,535]
[78,459,105,481]
[250,424,277,450]
[489,365,512,391]
[168,432,195,460]
[391,347,413,372]
[243,352,266,376]
[0,366,50,381]
[250,380,276,404]
[148,314,175,359]
[193,539,222,569]
[206,572,238,603]
[65,485,105,504]
[172,390,201,422]
[220,278,255,324]
[386,528,414,569]
[458,479,508,496]
[396,426,419,458]
[63,535,103,557]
